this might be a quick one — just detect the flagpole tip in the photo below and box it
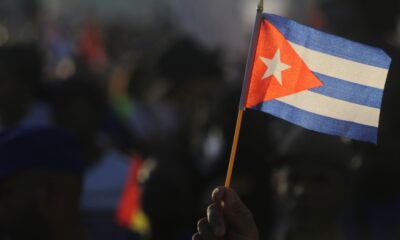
[257,0,264,12]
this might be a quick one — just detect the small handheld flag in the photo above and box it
[245,14,391,144]
[224,0,391,188]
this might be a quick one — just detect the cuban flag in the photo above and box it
[245,14,392,143]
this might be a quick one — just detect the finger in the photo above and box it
[192,232,202,240]
[197,217,218,240]
[207,202,226,237]
[211,187,225,202]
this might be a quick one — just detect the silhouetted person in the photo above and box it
[50,76,108,167]
[0,45,49,129]
[268,128,359,240]
[194,127,361,240]
[142,37,226,240]
[0,127,84,240]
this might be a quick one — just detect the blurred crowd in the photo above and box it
[0,0,399,240]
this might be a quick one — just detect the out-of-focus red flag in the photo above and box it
[115,154,150,235]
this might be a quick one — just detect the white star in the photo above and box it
[260,49,291,85]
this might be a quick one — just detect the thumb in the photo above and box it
[212,187,258,236]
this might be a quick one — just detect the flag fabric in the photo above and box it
[116,154,150,235]
[246,14,392,143]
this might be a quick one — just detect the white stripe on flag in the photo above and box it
[276,90,380,127]
[289,42,388,90]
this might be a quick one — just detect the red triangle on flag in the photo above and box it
[245,19,323,108]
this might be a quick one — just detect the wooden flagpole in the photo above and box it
[224,0,264,187]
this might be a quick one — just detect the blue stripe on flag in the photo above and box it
[263,14,391,69]
[252,100,378,143]
[310,72,384,108]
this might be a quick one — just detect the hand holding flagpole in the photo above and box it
[224,0,264,187]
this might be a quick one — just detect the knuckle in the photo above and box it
[197,217,207,232]
[206,203,217,217]
[192,232,202,240]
